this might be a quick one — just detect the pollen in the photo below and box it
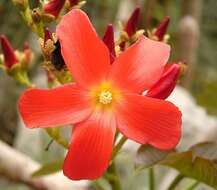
[99,91,113,105]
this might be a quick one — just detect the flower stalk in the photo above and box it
[45,128,69,149]
[112,136,127,160]
[148,167,155,190]
[166,174,184,190]
[106,162,122,190]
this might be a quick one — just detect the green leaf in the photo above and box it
[136,142,217,189]
[160,142,217,189]
[189,141,217,160]
[135,144,174,168]
[160,151,217,189]
[32,159,64,177]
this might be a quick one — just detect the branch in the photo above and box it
[0,140,88,190]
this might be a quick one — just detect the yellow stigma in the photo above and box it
[99,91,113,104]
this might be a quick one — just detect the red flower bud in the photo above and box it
[146,63,181,99]
[154,16,170,41]
[0,35,18,69]
[102,24,116,64]
[124,7,140,37]
[44,27,53,46]
[46,70,55,83]
[23,42,31,64]
[44,0,66,18]
[69,0,79,6]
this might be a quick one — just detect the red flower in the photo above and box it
[19,10,182,180]
[43,0,66,18]
[0,35,18,69]
[146,63,181,99]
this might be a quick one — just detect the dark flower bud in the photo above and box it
[43,0,66,18]
[44,27,53,47]
[103,24,116,64]
[23,42,31,65]
[31,8,42,23]
[0,35,18,69]
[154,16,170,41]
[12,0,28,11]
[51,40,66,70]
[146,63,181,99]
[69,0,79,6]
[124,7,140,37]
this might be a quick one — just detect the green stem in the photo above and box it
[45,128,69,149]
[149,167,155,190]
[106,161,121,190]
[92,180,106,190]
[166,174,184,190]
[184,181,200,190]
[111,136,127,159]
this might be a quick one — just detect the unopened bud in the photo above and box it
[146,63,181,99]
[0,35,18,69]
[31,8,41,23]
[12,0,28,11]
[23,42,31,65]
[51,41,66,70]
[124,7,140,37]
[44,28,53,47]
[41,13,56,23]
[43,0,66,18]
[154,16,170,41]
[103,24,116,64]
[69,0,79,6]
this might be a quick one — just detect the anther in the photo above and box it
[99,91,112,105]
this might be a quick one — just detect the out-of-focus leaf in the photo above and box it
[160,151,217,189]
[135,144,174,168]
[32,159,64,177]
[189,141,217,160]
[136,142,217,189]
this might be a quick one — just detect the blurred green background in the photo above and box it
[0,0,217,189]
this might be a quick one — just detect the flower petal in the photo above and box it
[19,84,92,128]
[56,9,110,89]
[109,36,170,93]
[115,94,182,150]
[63,111,116,180]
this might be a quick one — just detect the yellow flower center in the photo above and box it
[90,81,121,109]
[99,91,113,105]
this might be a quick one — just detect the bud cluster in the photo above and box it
[0,35,32,87]
[101,7,187,99]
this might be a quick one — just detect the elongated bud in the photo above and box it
[103,24,116,64]
[44,27,53,46]
[154,16,170,41]
[23,42,31,64]
[51,41,66,70]
[124,7,140,37]
[146,63,181,99]
[69,0,79,6]
[31,9,41,23]
[46,70,55,88]
[43,0,66,18]
[12,0,28,11]
[0,35,18,69]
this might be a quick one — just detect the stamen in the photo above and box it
[99,91,112,105]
